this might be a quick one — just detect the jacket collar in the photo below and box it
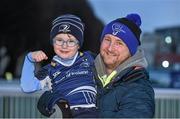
[94,47,148,83]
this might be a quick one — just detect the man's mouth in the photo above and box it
[106,51,116,56]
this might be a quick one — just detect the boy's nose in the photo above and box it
[62,42,68,48]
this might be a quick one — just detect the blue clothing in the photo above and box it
[20,51,97,108]
[20,53,41,92]
[96,67,155,118]
[94,49,155,118]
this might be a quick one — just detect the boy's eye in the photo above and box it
[56,39,63,42]
[56,39,64,44]
[54,38,63,42]
[68,40,75,43]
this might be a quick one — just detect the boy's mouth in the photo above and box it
[60,50,69,54]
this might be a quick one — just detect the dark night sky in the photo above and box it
[0,0,104,78]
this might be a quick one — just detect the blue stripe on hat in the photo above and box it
[50,14,84,47]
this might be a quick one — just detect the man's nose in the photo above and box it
[107,42,114,51]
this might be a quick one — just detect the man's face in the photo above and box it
[100,34,131,69]
[53,33,79,59]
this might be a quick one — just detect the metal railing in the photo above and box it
[154,88,180,118]
[0,80,180,118]
[0,80,62,118]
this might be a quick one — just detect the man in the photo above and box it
[94,13,155,118]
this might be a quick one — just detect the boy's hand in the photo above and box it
[31,50,48,62]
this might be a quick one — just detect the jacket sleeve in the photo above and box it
[20,52,41,93]
[114,80,155,118]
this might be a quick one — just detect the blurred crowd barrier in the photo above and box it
[0,80,180,118]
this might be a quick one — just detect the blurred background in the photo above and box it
[0,0,180,118]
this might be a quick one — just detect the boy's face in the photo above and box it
[53,33,79,59]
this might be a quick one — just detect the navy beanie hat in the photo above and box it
[100,13,142,56]
[50,14,84,47]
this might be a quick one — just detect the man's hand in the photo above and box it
[31,50,48,62]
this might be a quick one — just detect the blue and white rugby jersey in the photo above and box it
[21,51,97,108]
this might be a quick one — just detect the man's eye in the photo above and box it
[105,38,110,41]
[116,41,123,46]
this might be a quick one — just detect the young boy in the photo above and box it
[20,14,97,118]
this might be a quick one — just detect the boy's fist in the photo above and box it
[31,50,48,62]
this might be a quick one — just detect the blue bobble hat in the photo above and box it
[100,13,142,56]
[50,14,84,47]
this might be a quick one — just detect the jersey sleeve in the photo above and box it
[20,52,41,93]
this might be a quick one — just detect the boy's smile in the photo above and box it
[53,33,79,59]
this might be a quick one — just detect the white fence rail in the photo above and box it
[0,80,180,118]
